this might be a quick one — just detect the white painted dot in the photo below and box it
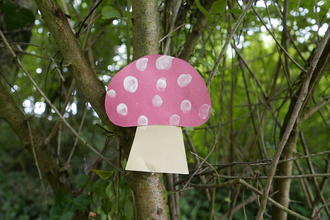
[199,104,210,119]
[136,58,148,71]
[107,89,116,98]
[152,95,163,107]
[177,74,192,87]
[156,55,174,70]
[123,76,138,93]
[138,115,148,130]
[170,114,180,125]
[138,115,148,125]
[180,100,191,114]
[117,103,128,116]
[156,77,167,91]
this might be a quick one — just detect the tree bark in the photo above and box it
[272,131,298,220]
[125,1,168,219]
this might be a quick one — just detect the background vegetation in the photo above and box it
[0,0,330,219]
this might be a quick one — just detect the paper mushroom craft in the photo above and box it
[105,55,211,174]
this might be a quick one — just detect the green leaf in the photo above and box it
[194,0,214,22]
[0,1,16,13]
[50,191,75,220]
[93,169,113,180]
[0,1,35,31]
[228,8,242,15]
[224,197,231,203]
[50,190,90,220]
[101,6,121,19]
[195,56,214,69]
[183,127,195,131]
[212,0,226,14]
[73,194,90,211]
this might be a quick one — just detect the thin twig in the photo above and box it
[66,105,88,166]
[312,197,330,220]
[159,23,186,44]
[300,131,330,218]
[45,79,76,145]
[162,0,183,55]
[77,0,103,35]
[182,125,221,189]
[212,173,330,180]
[11,42,65,81]
[206,0,255,86]
[27,121,46,192]
[251,6,307,73]
[303,95,330,121]
[189,179,310,220]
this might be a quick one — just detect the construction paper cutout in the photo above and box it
[105,55,211,174]
[126,125,188,174]
[105,55,211,127]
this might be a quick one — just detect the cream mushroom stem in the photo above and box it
[125,125,189,174]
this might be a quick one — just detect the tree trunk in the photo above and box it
[272,130,298,220]
[124,1,168,219]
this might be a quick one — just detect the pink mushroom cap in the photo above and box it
[105,55,211,127]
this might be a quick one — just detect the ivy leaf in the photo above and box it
[183,127,195,131]
[0,1,16,13]
[228,8,243,15]
[50,190,90,220]
[73,194,91,211]
[101,6,121,19]
[0,1,35,31]
[194,0,214,22]
[50,191,75,220]
[93,169,113,180]
[212,0,226,14]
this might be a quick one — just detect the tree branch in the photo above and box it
[303,95,330,121]
[206,0,255,86]
[34,0,125,138]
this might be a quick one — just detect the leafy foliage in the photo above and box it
[50,190,90,220]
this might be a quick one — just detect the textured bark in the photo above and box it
[272,30,330,219]
[132,0,159,59]
[127,1,168,219]
[272,131,298,220]
[126,172,168,220]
